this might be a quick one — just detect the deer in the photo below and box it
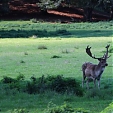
[82,44,110,89]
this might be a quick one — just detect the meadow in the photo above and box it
[0,20,113,113]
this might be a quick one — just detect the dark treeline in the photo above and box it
[0,0,113,21]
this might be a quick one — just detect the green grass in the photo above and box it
[0,38,112,113]
[101,102,113,113]
[0,21,113,113]
[0,20,113,38]
[0,38,112,79]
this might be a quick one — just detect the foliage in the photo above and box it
[45,102,90,113]
[30,18,37,23]
[66,0,97,8]
[11,108,29,113]
[1,76,17,84]
[0,75,84,96]
[26,75,84,96]
[37,0,62,11]
[38,45,48,49]
[0,0,11,15]
[46,75,83,96]
[0,0,113,18]
[51,55,62,58]
[100,102,113,113]
[37,0,113,12]
[1,75,26,92]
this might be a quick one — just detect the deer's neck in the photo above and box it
[95,63,105,79]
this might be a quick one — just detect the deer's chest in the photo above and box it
[95,67,105,78]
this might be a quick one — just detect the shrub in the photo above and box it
[62,49,70,54]
[45,102,90,113]
[26,75,48,94]
[38,45,47,49]
[1,76,16,84]
[1,75,84,96]
[26,81,37,94]
[16,74,25,81]
[11,108,29,113]
[30,18,37,23]
[1,75,26,92]
[51,55,62,58]
[100,102,113,113]
[24,52,28,55]
[45,75,84,96]
[20,60,25,63]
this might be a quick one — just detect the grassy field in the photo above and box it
[0,20,113,38]
[0,21,113,113]
[0,38,112,79]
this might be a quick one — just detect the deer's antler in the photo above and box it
[86,45,101,60]
[104,44,110,59]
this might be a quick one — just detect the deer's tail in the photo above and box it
[82,63,87,76]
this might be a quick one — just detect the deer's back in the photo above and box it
[82,62,97,77]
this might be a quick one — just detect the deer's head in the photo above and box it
[86,44,110,67]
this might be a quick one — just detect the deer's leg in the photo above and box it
[86,78,89,89]
[97,79,100,89]
[93,78,96,88]
[82,75,86,88]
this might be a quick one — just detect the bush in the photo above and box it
[100,102,113,113]
[46,75,83,96]
[1,75,26,92]
[16,74,25,81]
[62,49,70,54]
[51,55,62,58]
[38,45,47,49]
[45,102,90,113]
[1,76,16,83]
[30,18,37,23]
[0,75,84,96]
[11,108,29,113]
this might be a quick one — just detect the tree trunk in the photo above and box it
[0,3,10,15]
[109,6,113,20]
[40,9,48,15]
[83,7,93,22]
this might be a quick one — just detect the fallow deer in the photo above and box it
[82,44,110,89]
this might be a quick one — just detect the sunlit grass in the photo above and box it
[0,20,113,112]
[0,37,112,113]
[0,37,112,80]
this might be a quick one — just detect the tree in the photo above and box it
[64,0,113,21]
[110,5,113,20]
[96,0,113,20]
[63,0,98,21]
[37,0,63,14]
[0,0,10,15]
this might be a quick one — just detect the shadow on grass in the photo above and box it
[0,29,112,38]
